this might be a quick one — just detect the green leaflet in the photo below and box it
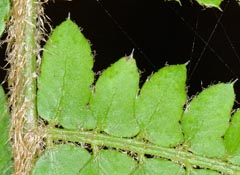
[224,110,240,164]
[0,86,12,174]
[135,65,186,147]
[0,0,10,37]
[33,145,136,175]
[131,158,185,175]
[90,57,140,137]
[191,169,221,175]
[35,19,240,174]
[37,19,96,129]
[182,83,235,158]
[79,150,136,174]
[195,0,222,8]
[225,110,240,155]
[32,144,91,175]
[33,144,187,175]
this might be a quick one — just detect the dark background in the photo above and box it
[2,0,240,106]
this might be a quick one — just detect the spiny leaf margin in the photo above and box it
[37,19,95,130]
[35,19,240,174]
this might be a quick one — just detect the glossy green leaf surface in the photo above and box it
[182,83,235,158]
[135,65,186,147]
[0,86,12,174]
[90,57,139,137]
[0,0,10,37]
[37,19,95,129]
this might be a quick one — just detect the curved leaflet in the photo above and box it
[182,83,234,158]
[37,19,95,129]
[135,65,186,147]
[90,56,140,137]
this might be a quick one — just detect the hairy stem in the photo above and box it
[23,0,38,129]
[47,128,240,175]
[6,0,45,174]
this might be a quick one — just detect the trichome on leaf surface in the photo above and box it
[1,0,240,174]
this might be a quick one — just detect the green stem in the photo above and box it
[47,128,240,175]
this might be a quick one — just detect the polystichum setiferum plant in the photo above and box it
[1,0,240,174]
[24,19,240,174]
